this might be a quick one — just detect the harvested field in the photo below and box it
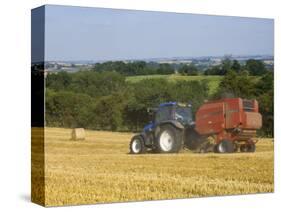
[32,127,274,206]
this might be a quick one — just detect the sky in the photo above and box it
[41,5,274,62]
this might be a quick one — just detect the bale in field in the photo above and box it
[71,128,85,140]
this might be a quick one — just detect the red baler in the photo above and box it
[195,98,262,152]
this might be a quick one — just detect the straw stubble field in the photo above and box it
[32,127,274,206]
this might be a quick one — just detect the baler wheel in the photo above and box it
[240,144,247,152]
[233,143,239,152]
[215,140,234,153]
[247,143,256,152]
[240,143,256,153]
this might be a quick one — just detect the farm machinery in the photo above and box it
[129,98,262,154]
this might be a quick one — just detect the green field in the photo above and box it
[126,74,223,95]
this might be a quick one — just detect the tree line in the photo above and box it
[204,58,269,76]
[93,61,175,76]
[45,60,273,137]
[46,71,209,131]
[90,59,271,76]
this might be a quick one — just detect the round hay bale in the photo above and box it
[71,128,85,140]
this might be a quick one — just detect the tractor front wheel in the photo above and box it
[130,135,146,154]
[155,125,182,153]
[215,140,234,153]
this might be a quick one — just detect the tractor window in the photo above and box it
[155,106,172,123]
[175,107,193,125]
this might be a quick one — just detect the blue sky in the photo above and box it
[44,5,274,61]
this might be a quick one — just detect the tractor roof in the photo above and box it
[159,102,188,107]
[159,102,177,107]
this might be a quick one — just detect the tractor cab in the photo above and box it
[148,102,194,127]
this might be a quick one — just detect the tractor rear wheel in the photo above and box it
[215,140,234,153]
[130,135,146,154]
[155,125,182,153]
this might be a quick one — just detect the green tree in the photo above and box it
[45,90,94,128]
[245,59,267,76]
[220,58,232,75]
[214,70,255,98]
[231,60,241,73]
[67,71,126,98]
[204,65,221,75]
[255,73,274,136]
[157,63,174,74]
[94,93,126,131]
[46,71,72,90]
[179,64,199,75]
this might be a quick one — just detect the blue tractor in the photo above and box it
[129,102,203,154]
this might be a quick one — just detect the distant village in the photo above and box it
[32,55,274,75]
